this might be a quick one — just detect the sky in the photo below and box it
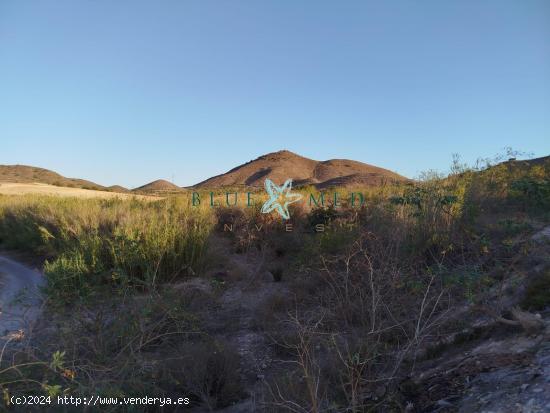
[0,0,549,188]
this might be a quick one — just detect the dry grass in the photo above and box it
[0,152,549,412]
[0,182,157,200]
[0,195,214,302]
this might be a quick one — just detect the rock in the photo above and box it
[532,226,550,242]
[436,399,454,407]
[260,271,274,283]
[511,307,546,334]
[521,383,529,391]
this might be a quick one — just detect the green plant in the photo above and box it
[510,177,550,208]
[0,195,214,302]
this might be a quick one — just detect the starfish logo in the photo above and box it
[261,178,303,220]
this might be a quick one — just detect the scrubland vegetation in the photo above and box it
[0,197,213,302]
[0,153,549,411]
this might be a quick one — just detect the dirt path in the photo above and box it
[0,255,45,342]
[197,237,289,411]
[214,251,283,376]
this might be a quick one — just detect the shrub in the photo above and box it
[509,177,550,208]
[307,206,338,227]
[0,195,214,302]
[159,339,243,409]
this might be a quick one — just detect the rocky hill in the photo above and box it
[194,150,407,188]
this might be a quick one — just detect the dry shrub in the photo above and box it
[264,231,451,412]
[253,292,294,332]
[157,339,243,410]
[1,279,246,411]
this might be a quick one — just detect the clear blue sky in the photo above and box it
[1,1,549,188]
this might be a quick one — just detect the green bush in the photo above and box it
[509,177,550,208]
[0,195,214,302]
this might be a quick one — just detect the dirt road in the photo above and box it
[0,255,45,342]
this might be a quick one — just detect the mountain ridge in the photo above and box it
[193,150,407,189]
[0,152,410,192]
[2,153,549,193]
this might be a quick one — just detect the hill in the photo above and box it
[193,150,407,188]
[0,165,107,191]
[106,185,130,193]
[133,179,183,193]
[504,155,550,168]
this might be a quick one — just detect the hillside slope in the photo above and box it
[194,150,407,188]
[133,179,183,193]
[106,185,130,193]
[0,165,106,190]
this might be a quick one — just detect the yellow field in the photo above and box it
[0,182,157,200]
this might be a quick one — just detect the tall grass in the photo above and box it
[0,195,214,301]
[0,154,547,303]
